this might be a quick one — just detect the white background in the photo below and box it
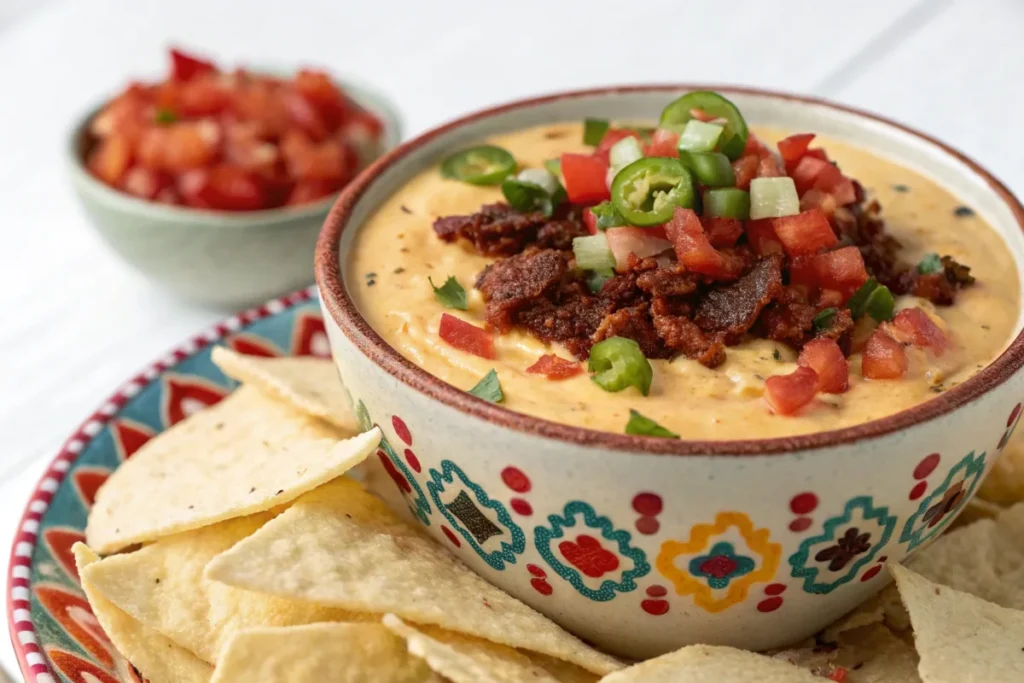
[1,0,1022,676]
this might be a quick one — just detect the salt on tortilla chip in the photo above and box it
[211,346,359,433]
[86,385,380,553]
[600,644,823,682]
[383,614,563,683]
[904,502,1024,610]
[210,622,441,683]
[771,623,920,682]
[73,543,213,683]
[979,436,1024,505]
[80,512,376,665]
[890,563,1024,682]
[204,477,623,675]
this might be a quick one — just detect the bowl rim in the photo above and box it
[66,73,403,227]
[315,83,1024,457]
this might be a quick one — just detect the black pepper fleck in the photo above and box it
[400,205,412,214]
[365,272,378,278]
[754,374,765,381]
[394,267,405,274]
[400,247,409,253]
[772,349,782,361]
[544,130,567,139]
[249,487,256,493]
[982,324,991,330]
[367,279,377,287]
[187,505,194,510]
[155,578,161,584]
[892,184,910,193]
[954,205,975,218]
[276,489,284,495]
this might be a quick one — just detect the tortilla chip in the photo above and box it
[890,563,1024,682]
[211,347,359,433]
[80,512,375,665]
[86,385,380,553]
[979,436,1024,505]
[600,644,823,682]
[949,497,1003,529]
[822,584,911,640]
[526,654,600,683]
[73,543,213,683]
[383,614,564,683]
[204,477,623,675]
[210,622,441,683]
[904,502,1024,610]
[771,624,920,682]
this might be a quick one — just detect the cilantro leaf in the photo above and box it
[625,409,679,439]
[917,253,943,275]
[468,369,503,403]
[429,276,468,310]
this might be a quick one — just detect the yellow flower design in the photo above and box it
[656,511,781,613]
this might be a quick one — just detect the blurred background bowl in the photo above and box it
[67,75,402,309]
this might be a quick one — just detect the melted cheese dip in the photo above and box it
[347,123,1019,439]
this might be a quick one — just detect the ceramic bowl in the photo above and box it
[315,86,1024,658]
[67,77,402,309]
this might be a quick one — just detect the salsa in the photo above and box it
[85,47,384,211]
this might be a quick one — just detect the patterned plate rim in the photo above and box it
[5,285,318,682]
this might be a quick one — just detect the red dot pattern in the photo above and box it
[501,467,531,493]
[392,416,412,446]
[914,453,941,480]
[646,585,667,597]
[1010,403,1022,427]
[403,448,421,473]
[441,525,460,547]
[860,565,883,582]
[757,597,783,613]
[527,563,546,578]
[764,583,787,596]
[790,493,819,514]
[635,517,660,535]
[510,498,533,516]
[632,493,663,516]
[909,481,928,501]
[641,599,670,615]
[531,579,553,596]
[789,517,813,532]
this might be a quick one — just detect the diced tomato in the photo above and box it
[764,367,819,415]
[790,156,833,194]
[286,180,341,205]
[777,133,815,168]
[690,108,717,123]
[120,167,173,200]
[817,289,845,308]
[526,354,583,380]
[732,155,759,191]
[281,130,351,182]
[137,121,220,172]
[169,48,217,82]
[888,308,948,355]
[223,121,279,177]
[293,69,349,126]
[438,313,496,359]
[771,209,838,257]
[605,227,673,269]
[757,154,784,178]
[284,91,330,140]
[667,208,740,279]
[798,338,849,394]
[87,135,133,185]
[560,153,610,204]
[231,80,292,137]
[827,667,849,682]
[812,247,868,297]
[181,165,266,211]
[745,218,784,256]
[644,129,680,157]
[743,134,769,158]
[703,217,744,248]
[862,330,908,379]
[173,78,232,117]
[805,148,829,162]
[831,178,857,206]
[595,129,641,162]
[799,189,838,218]
[583,208,599,235]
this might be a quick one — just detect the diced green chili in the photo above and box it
[846,278,879,319]
[678,120,724,153]
[702,188,750,219]
[813,307,838,332]
[583,118,610,146]
[625,409,679,438]
[865,285,895,322]
[588,337,653,396]
[678,150,736,187]
[573,234,616,271]
[590,201,626,230]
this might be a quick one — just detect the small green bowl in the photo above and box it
[67,76,402,309]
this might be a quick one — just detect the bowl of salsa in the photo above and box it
[315,85,1024,657]
[68,47,401,307]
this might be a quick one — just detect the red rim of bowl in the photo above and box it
[315,84,1024,457]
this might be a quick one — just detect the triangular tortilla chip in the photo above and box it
[211,622,441,683]
[903,502,1024,610]
[204,477,623,675]
[212,347,359,432]
[891,563,1024,683]
[81,512,376,665]
[86,385,379,553]
[979,437,1024,504]
[383,614,563,683]
[600,644,823,682]
[822,583,910,641]
[73,543,213,683]
[771,623,920,682]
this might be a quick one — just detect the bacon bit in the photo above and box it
[886,307,948,355]
[862,329,908,379]
[764,366,818,415]
[798,338,849,394]
[526,354,583,380]
[438,313,496,359]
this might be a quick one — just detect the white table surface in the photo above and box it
[1,0,1023,677]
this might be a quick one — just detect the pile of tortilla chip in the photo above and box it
[76,345,1024,682]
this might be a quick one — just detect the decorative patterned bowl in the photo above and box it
[67,76,402,308]
[6,287,331,683]
[315,86,1024,658]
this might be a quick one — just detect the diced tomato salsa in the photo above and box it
[85,47,385,211]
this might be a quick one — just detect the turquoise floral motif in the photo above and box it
[900,450,987,552]
[688,542,755,589]
[789,495,896,594]
[358,401,431,526]
[535,501,650,602]
[427,460,525,570]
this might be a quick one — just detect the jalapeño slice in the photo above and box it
[610,157,695,227]
[659,91,749,161]
[440,145,517,185]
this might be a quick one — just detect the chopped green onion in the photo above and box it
[154,108,178,124]
[441,145,517,185]
[588,337,653,396]
[586,268,614,293]
[917,253,943,275]
[749,177,800,219]
[609,136,644,174]
[610,157,696,227]
[678,151,736,188]
[865,285,895,322]
[543,158,562,180]
[678,120,724,153]
[702,188,750,219]
[813,307,838,332]
[583,118,610,146]
[573,234,616,271]
[625,409,679,438]
[659,91,749,160]
[590,201,625,230]
[516,168,560,197]
[428,276,468,310]
[468,369,503,403]
[847,278,879,319]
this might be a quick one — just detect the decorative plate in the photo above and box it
[6,286,328,683]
